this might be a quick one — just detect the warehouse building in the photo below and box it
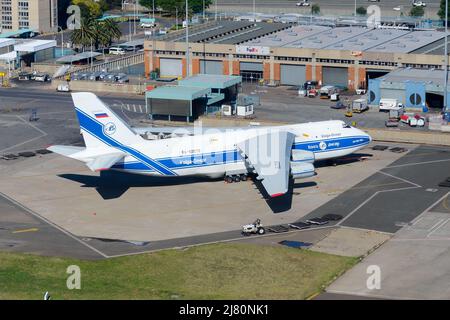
[144,21,449,90]
[146,74,241,121]
[368,68,449,111]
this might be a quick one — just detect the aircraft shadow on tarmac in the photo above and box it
[58,153,370,211]
[59,171,221,200]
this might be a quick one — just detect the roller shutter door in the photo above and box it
[280,64,306,86]
[160,58,182,78]
[322,67,348,87]
[240,62,263,71]
[200,60,223,75]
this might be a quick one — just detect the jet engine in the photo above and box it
[291,149,314,164]
[290,162,315,179]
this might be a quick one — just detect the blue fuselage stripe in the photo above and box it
[76,107,371,175]
[76,108,177,176]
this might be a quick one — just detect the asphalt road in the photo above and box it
[213,0,441,17]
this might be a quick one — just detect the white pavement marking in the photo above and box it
[378,171,421,188]
[0,191,108,258]
[337,171,421,226]
[105,226,338,259]
[0,116,48,153]
[326,289,418,300]
[385,158,450,169]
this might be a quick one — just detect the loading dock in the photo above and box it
[200,60,223,75]
[323,66,348,88]
[239,61,263,82]
[159,58,183,78]
[280,64,306,86]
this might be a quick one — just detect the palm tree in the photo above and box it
[71,17,122,51]
[70,17,96,51]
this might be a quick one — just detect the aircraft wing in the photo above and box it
[237,131,295,198]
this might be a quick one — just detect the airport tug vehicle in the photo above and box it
[242,219,266,236]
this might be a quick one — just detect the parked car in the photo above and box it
[115,73,129,83]
[98,71,108,81]
[105,73,117,82]
[296,0,310,6]
[18,72,32,81]
[108,47,126,55]
[77,72,90,81]
[413,1,426,7]
[88,72,102,81]
[34,73,50,82]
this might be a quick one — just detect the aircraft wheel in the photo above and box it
[240,174,248,181]
[225,176,233,183]
[233,175,241,182]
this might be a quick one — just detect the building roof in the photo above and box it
[146,85,212,100]
[56,52,101,64]
[119,39,145,47]
[14,39,56,52]
[380,68,448,85]
[245,25,331,47]
[0,51,17,62]
[0,38,15,48]
[0,29,36,38]
[178,74,242,89]
[286,26,370,49]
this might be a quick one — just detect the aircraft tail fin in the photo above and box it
[71,92,142,149]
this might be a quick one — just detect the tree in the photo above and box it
[311,4,320,15]
[139,0,212,15]
[356,6,367,16]
[438,0,450,21]
[71,17,122,50]
[410,6,425,17]
[72,0,103,19]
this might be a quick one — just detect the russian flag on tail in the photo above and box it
[94,112,108,119]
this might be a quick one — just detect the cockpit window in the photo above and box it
[342,123,352,128]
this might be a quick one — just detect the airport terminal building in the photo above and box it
[144,21,449,94]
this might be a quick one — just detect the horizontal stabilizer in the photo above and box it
[86,152,125,172]
[47,145,84,157]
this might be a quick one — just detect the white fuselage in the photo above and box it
[110,120,371,178]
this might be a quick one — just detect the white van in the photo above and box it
[379,98,403,112]
[109,47,126,55]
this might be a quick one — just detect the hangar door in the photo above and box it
[322,67,348,87]
[200,60,223,75]
[280,64,306,86]
[160,58,183,78]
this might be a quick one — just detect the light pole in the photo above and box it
[215,0,218,20]
[153,0,155,19]
[57,26,64,57]
[253,0,256,22]
[354,0,356,17]
[186,0,190,77]
[176,7,178,30]
[444,0,449,117]
[203,0,205,20]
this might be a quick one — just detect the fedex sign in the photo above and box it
[236,45,270,55]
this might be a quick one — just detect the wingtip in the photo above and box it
[270,192,285,198]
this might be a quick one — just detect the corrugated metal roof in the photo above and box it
[146,85,211,100]
[178,74,242,89]
[56,52,101,63]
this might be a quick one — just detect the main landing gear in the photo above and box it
[225,174,248,183]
